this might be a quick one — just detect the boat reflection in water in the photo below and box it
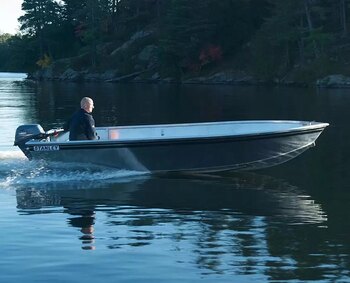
[15,171,326,254]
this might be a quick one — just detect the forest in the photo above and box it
[1,0,350,84]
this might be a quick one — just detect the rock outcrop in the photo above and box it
[316,74,350,88]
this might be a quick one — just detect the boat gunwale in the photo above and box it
[96,120,328,130]
[25,123,328,149]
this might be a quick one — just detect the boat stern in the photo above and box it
[14,124,46,159]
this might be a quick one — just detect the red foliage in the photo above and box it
[199,44,222,66]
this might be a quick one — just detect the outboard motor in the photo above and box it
[14,124,46,159]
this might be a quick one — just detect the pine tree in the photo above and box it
[19,0,62,58]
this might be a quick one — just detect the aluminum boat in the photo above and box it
[14,120,329,173]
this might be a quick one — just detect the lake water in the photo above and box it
[1,72,350,282]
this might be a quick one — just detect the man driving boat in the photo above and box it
[64,97,97,141]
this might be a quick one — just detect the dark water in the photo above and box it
[1,72,350,282]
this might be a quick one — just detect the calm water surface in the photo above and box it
[1,72,350,282]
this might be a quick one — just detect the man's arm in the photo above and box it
[85,114,97,140]
[63,119,70,132]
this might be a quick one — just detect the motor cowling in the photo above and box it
[14,124,46,159]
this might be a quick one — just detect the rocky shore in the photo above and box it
[316,74,350,88]
[28,65,315,87]
[30,67,348,88]
[28,67,261,85]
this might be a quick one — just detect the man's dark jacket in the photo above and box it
[64,108,97,140]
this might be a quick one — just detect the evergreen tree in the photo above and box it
[0,34,38,72]
[250,0,333,79]
[19,0,62,59]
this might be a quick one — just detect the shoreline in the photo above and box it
[2,71,350,88]
[25,70,311,88]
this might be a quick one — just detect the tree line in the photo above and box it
[1,0,350,81]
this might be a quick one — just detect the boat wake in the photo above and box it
[0,150,26,160]
[0,151,148,190]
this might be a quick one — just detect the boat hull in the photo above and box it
[24,126,325,173]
